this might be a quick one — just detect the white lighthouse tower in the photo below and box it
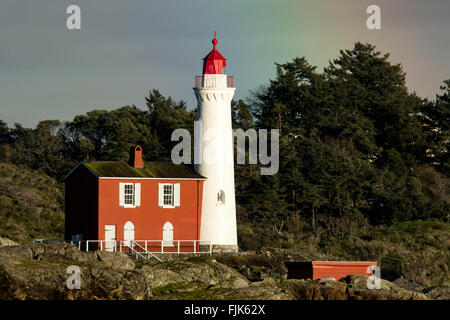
[193,33,238,253]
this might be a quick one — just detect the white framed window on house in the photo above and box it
[119,182,141,208]
[158,183,180,208]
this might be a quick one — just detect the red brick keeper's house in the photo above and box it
[64,146,205,252]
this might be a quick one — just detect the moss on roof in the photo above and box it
[83,161,205,179]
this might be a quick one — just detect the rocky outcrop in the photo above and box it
[139,259,250,290]
[393,277,450,300]
[214,247,288,282]
[0,242,151,300]
[286,275,428,300]
[0,237,17,247]
[0,243,431,300]
[344,274,428,300]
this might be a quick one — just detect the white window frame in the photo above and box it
[119,182,141,208]
[158,183,180,208]
[217,190,225,205]
[163,184,174,208]
[123,183,135,208]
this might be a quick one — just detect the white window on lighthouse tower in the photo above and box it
[163,222,174,247]
[217,190,225,205]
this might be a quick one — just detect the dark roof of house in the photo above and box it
[66,161,205,179]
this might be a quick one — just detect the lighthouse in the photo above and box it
[193,33,238,253]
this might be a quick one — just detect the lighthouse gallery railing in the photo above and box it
[195,75,233,88]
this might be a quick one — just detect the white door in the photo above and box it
[124,221,135,248]
[104,225,116,252]
[163,222,174,246]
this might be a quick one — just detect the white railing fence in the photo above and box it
[33,239,212,257]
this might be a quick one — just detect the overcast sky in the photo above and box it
[1,0,449,128]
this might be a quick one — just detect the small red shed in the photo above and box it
[285,261,378,280]
[64,146,205,252]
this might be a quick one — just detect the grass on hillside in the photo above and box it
[0,162,64,242]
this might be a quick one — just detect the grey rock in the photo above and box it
[0,237,17,247]
[95,251,134,271]
[319,277,337,284]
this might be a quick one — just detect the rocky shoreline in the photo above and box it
[0,241,435,300]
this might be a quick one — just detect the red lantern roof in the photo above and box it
[202,31,227,75]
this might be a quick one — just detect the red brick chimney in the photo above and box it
[129,145,144,168]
